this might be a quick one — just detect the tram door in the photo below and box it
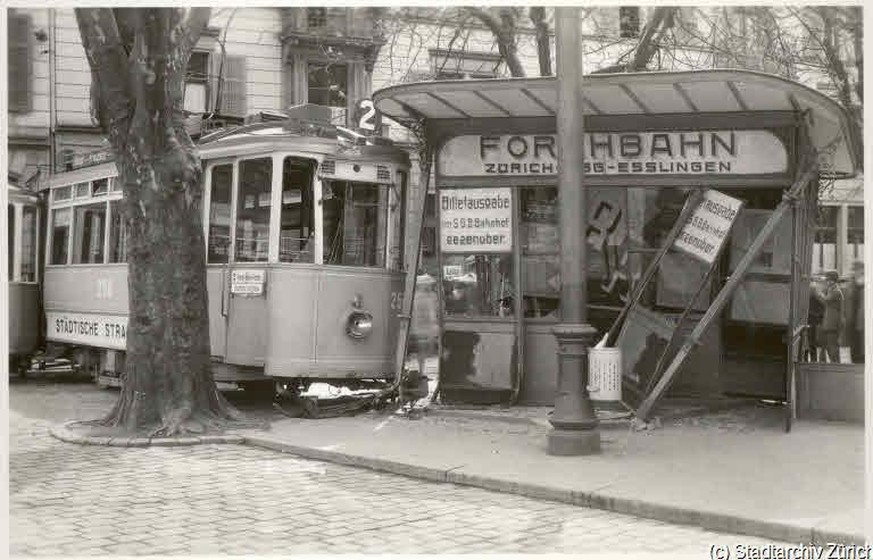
[205,158,272,366]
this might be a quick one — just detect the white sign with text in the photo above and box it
[438,131,788,177]
[46,311,128,350]
[440,188,513,253]
[231,269,267,296]
[673,189,744,264]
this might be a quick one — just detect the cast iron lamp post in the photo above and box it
[547,6,601,456]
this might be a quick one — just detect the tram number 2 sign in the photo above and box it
[356,99,382,133]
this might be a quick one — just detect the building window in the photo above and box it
[308,62,347,107]
[8,206,15,280]
[430,49,501,80]
[619,7,641,38]
[8,11,33,113]
[847,205,864,262]
[813,206,838,273]
[306,8,327,29]
[279,157,316,263]
[235,158,272,263]
[185,51,211,114]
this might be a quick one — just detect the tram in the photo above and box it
[8,182,42,374]
[41,104,411,394]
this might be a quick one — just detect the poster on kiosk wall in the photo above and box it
[439,188,513,254]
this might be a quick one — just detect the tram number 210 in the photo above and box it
[390,291,404,311]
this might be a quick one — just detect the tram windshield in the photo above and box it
[322,180,388,268]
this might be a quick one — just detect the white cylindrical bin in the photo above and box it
[588,347,622,403]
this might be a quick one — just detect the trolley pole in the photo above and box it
[547,6,601,456]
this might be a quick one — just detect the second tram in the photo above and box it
[41,105,411,393]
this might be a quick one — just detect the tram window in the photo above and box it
[7,206,14,280]
[279,157,315,263]
[110,177,121,192]
[235,158,272,263]
[72,202,107,264]
[92,178,109,196]
[53,186,72,202]
[322,181,387,268]
[74,182,90,199]
[21,205,37,282]
[50,208,71,265]
[108,200,127,263]
[208,164,232,263]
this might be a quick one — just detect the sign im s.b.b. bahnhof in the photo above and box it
[437,131,788,177]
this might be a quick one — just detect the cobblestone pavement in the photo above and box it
[10,378,786,555]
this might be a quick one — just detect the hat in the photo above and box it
[825,270,839,282]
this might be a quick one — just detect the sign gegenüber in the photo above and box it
[673,189,743,263]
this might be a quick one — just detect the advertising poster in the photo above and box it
[440,188,513,254]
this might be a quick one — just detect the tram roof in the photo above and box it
[372,69,859,177]
[7,183,40,204]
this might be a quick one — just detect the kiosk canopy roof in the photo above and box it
[373,69,858,177]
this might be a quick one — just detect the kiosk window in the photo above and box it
[73,202,107,264]
[51,208,71,265]
[208,164,232,263]
[322,181,387,268]
[108,200,127,263]
[279,157,315,263]
[21,205,37,282]
[443,254,515,318]
[520,187,560,318]
[235,158,273,263]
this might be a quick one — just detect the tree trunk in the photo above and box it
[77,8,240,436]
[529,7,552,76]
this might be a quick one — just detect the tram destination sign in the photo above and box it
[440,188,513,253]
[437,131,788,177]
[231,269,266,296]
[673,189,744,264]
[46,311,128,350]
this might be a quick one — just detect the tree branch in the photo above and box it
[75,8,134,139]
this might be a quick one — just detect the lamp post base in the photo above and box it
[547,323,601,456]
[547,427,601,455]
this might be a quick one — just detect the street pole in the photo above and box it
[547,6,601,456]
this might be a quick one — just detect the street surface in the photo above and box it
[9,377,784,555]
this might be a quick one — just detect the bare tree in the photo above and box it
[76,8,241,436]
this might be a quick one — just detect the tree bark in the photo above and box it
[76,8,241,436]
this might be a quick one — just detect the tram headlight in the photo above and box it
[346,310,374,340]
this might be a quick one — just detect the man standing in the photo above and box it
[849,260,865,363]
[813,270,844,363]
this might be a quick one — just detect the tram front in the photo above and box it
[199,116,410,393]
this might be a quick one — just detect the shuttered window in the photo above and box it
[218,55,247,117]
[8,12,33,113]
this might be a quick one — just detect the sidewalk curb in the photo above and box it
[50,421,246,447]
[240,433,864,546]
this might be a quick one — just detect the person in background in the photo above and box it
[410,272,439,375]
[805,291,824,362]
[813,270,844,363]
[849,260,864,363]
